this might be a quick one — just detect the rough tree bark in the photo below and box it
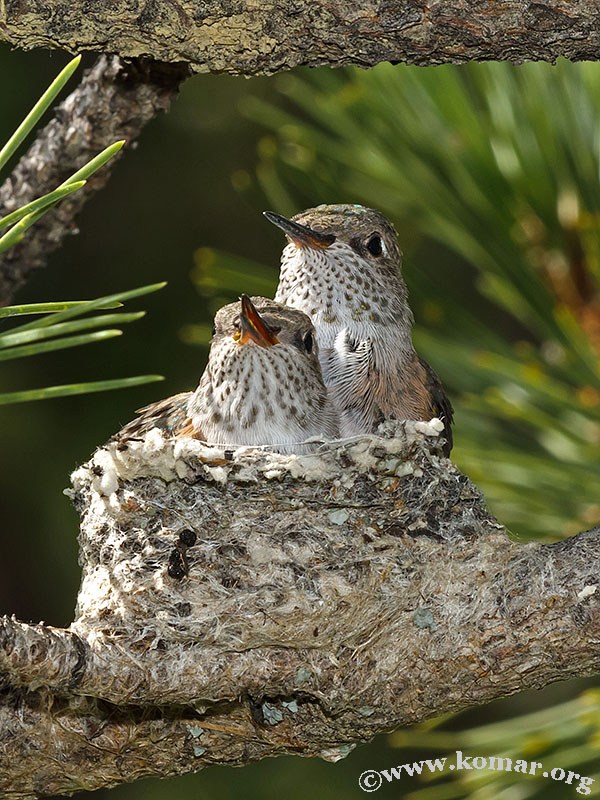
[0,55,189,305]
[1,0,600,74]
[0,421,598,797]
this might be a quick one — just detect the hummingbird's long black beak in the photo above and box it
[238,294,280,347]
[263,211,335,250]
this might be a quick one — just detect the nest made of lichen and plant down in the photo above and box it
[67,416,506,708]
[73,417,450,495]
[69,417,472,648]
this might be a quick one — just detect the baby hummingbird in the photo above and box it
[113,295,339,452]
[265,204,453,455]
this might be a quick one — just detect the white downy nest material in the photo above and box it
[67,419,509,708]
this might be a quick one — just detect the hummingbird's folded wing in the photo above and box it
[112,391,197,442]
[418,356,454,457]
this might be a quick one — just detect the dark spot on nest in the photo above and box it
[69,489,85,509]
[180,486,197,504]
[121,537,144,555]
[91,464,104,477]
[100,545,115,564]
[457,525,480,541]
[221,575,239,588]
[248,698,267,727]
[384,522,443,542]
[168,547,188,580]
[423,513,443,538]
[339,453,353,469]
[146,515,164,535]
[509,562,531,585]
[370,446,387,460]
[175,602,192,617]
[178,529,197,547]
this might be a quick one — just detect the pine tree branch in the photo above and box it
[0,687,318,798]
[1,0,599,75]
[0,423,598,797]
[0,55,190,306]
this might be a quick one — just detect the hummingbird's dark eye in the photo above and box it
[303,331,314,353]
[366,234,383,257]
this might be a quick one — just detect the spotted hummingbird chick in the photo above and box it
[264,205,454,455]
[112,295,339,452]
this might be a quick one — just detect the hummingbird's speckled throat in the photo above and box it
[113,296,339,453]
[266,204,454,454]
[268,205,412,343]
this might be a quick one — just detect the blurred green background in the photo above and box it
[1,46,599,799]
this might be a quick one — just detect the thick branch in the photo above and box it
[0,423,598,796]
[0,687,361,798]
[0,55,189,305]
[2,0,600,75]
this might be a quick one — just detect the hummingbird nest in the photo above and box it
[67,419,508,712]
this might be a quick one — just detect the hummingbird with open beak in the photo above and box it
[264,204,453,455]
[112,295,339,452]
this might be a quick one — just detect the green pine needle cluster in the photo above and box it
[0,56,164,403]
[0,284,165,404]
